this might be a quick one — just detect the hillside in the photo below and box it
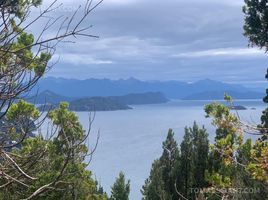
[27,90,75,104]
[36,92,168,111]
[69,97,132,111]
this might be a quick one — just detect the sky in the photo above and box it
[32,0,268,87]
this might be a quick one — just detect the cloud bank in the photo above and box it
[34,0,267,87]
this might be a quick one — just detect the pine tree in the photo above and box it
[235,139,268,200]
[142,125,209,200]
[160,129,181,200]
[242,0,268,185]
[191,122,209,189]
[141,159,167,200]
[142,129,180,200]
[180,126,194,198]
[110,172,130,200]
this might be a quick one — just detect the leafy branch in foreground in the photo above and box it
[0,0,106,199]
[205,96,268,200]
[0,102,107,200]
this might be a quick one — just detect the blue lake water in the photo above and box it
[44,100,266,200]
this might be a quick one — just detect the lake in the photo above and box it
[45,100,266,200]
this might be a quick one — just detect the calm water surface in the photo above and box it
[49,100,266,200]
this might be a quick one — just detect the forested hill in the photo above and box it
[69,97,132,111]
[68,92,168,111]
[30,91,168,111]
[33,77,264,99]
[27,90,76,104]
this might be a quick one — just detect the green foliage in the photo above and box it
[48,102,85,145]
[205,100,268,199]
[7,99,40,121]
[224,93,233,103]
[260,68,268,140]
[2,0,42,18]
[0,2,52,79]
[110,172,130,200]
[180,127,194,197]
[142,159,167,200]
[0,102,107,200]
[144,113,268,200]
[243,0,268,141]
[0,29,52,78]
[13,32,51,75]
[142,129,180,200]
[17,32,35,47]
[243,0,268,51]
[0,0,107,199]
[205,102,242,162]
[191,123,209,189]
[247,140,268,183]
[160,129,180,199]
[242,1,268,190]
[180,123,209,199]
[205,101,242,191]
[3,100,39,142]
[142,124,209,200]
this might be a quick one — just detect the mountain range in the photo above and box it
[31,77,265,100]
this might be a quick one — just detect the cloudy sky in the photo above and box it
[35,0,267,87]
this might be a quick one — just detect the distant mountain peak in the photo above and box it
[41,90,57,95]
[193,79,222,85]
[126,77,140,82]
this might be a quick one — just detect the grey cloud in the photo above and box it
[34,0,268,86]
[173,48,265,58]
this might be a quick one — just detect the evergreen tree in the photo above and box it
[235,139,268,200]
[180,126,194,198]
[205,99,268,199]
[244,0,268,141]
[142,125,209,200]
[191,122,209,189]
[110,172,130,200]
[179,123,209,199]
[142,129,180,200]
[261,68,268,140]
[141,159,167,200]
[243,2,268,184]
[160,129,181,200]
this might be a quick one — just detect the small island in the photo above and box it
[228,105,247,110]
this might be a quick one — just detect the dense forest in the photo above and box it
[0,0,267,200]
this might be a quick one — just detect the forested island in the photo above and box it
[33,91,168,111]
[69,97,132,111]
[228,105,247,110]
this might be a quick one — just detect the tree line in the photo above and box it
[141,118,267,200]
